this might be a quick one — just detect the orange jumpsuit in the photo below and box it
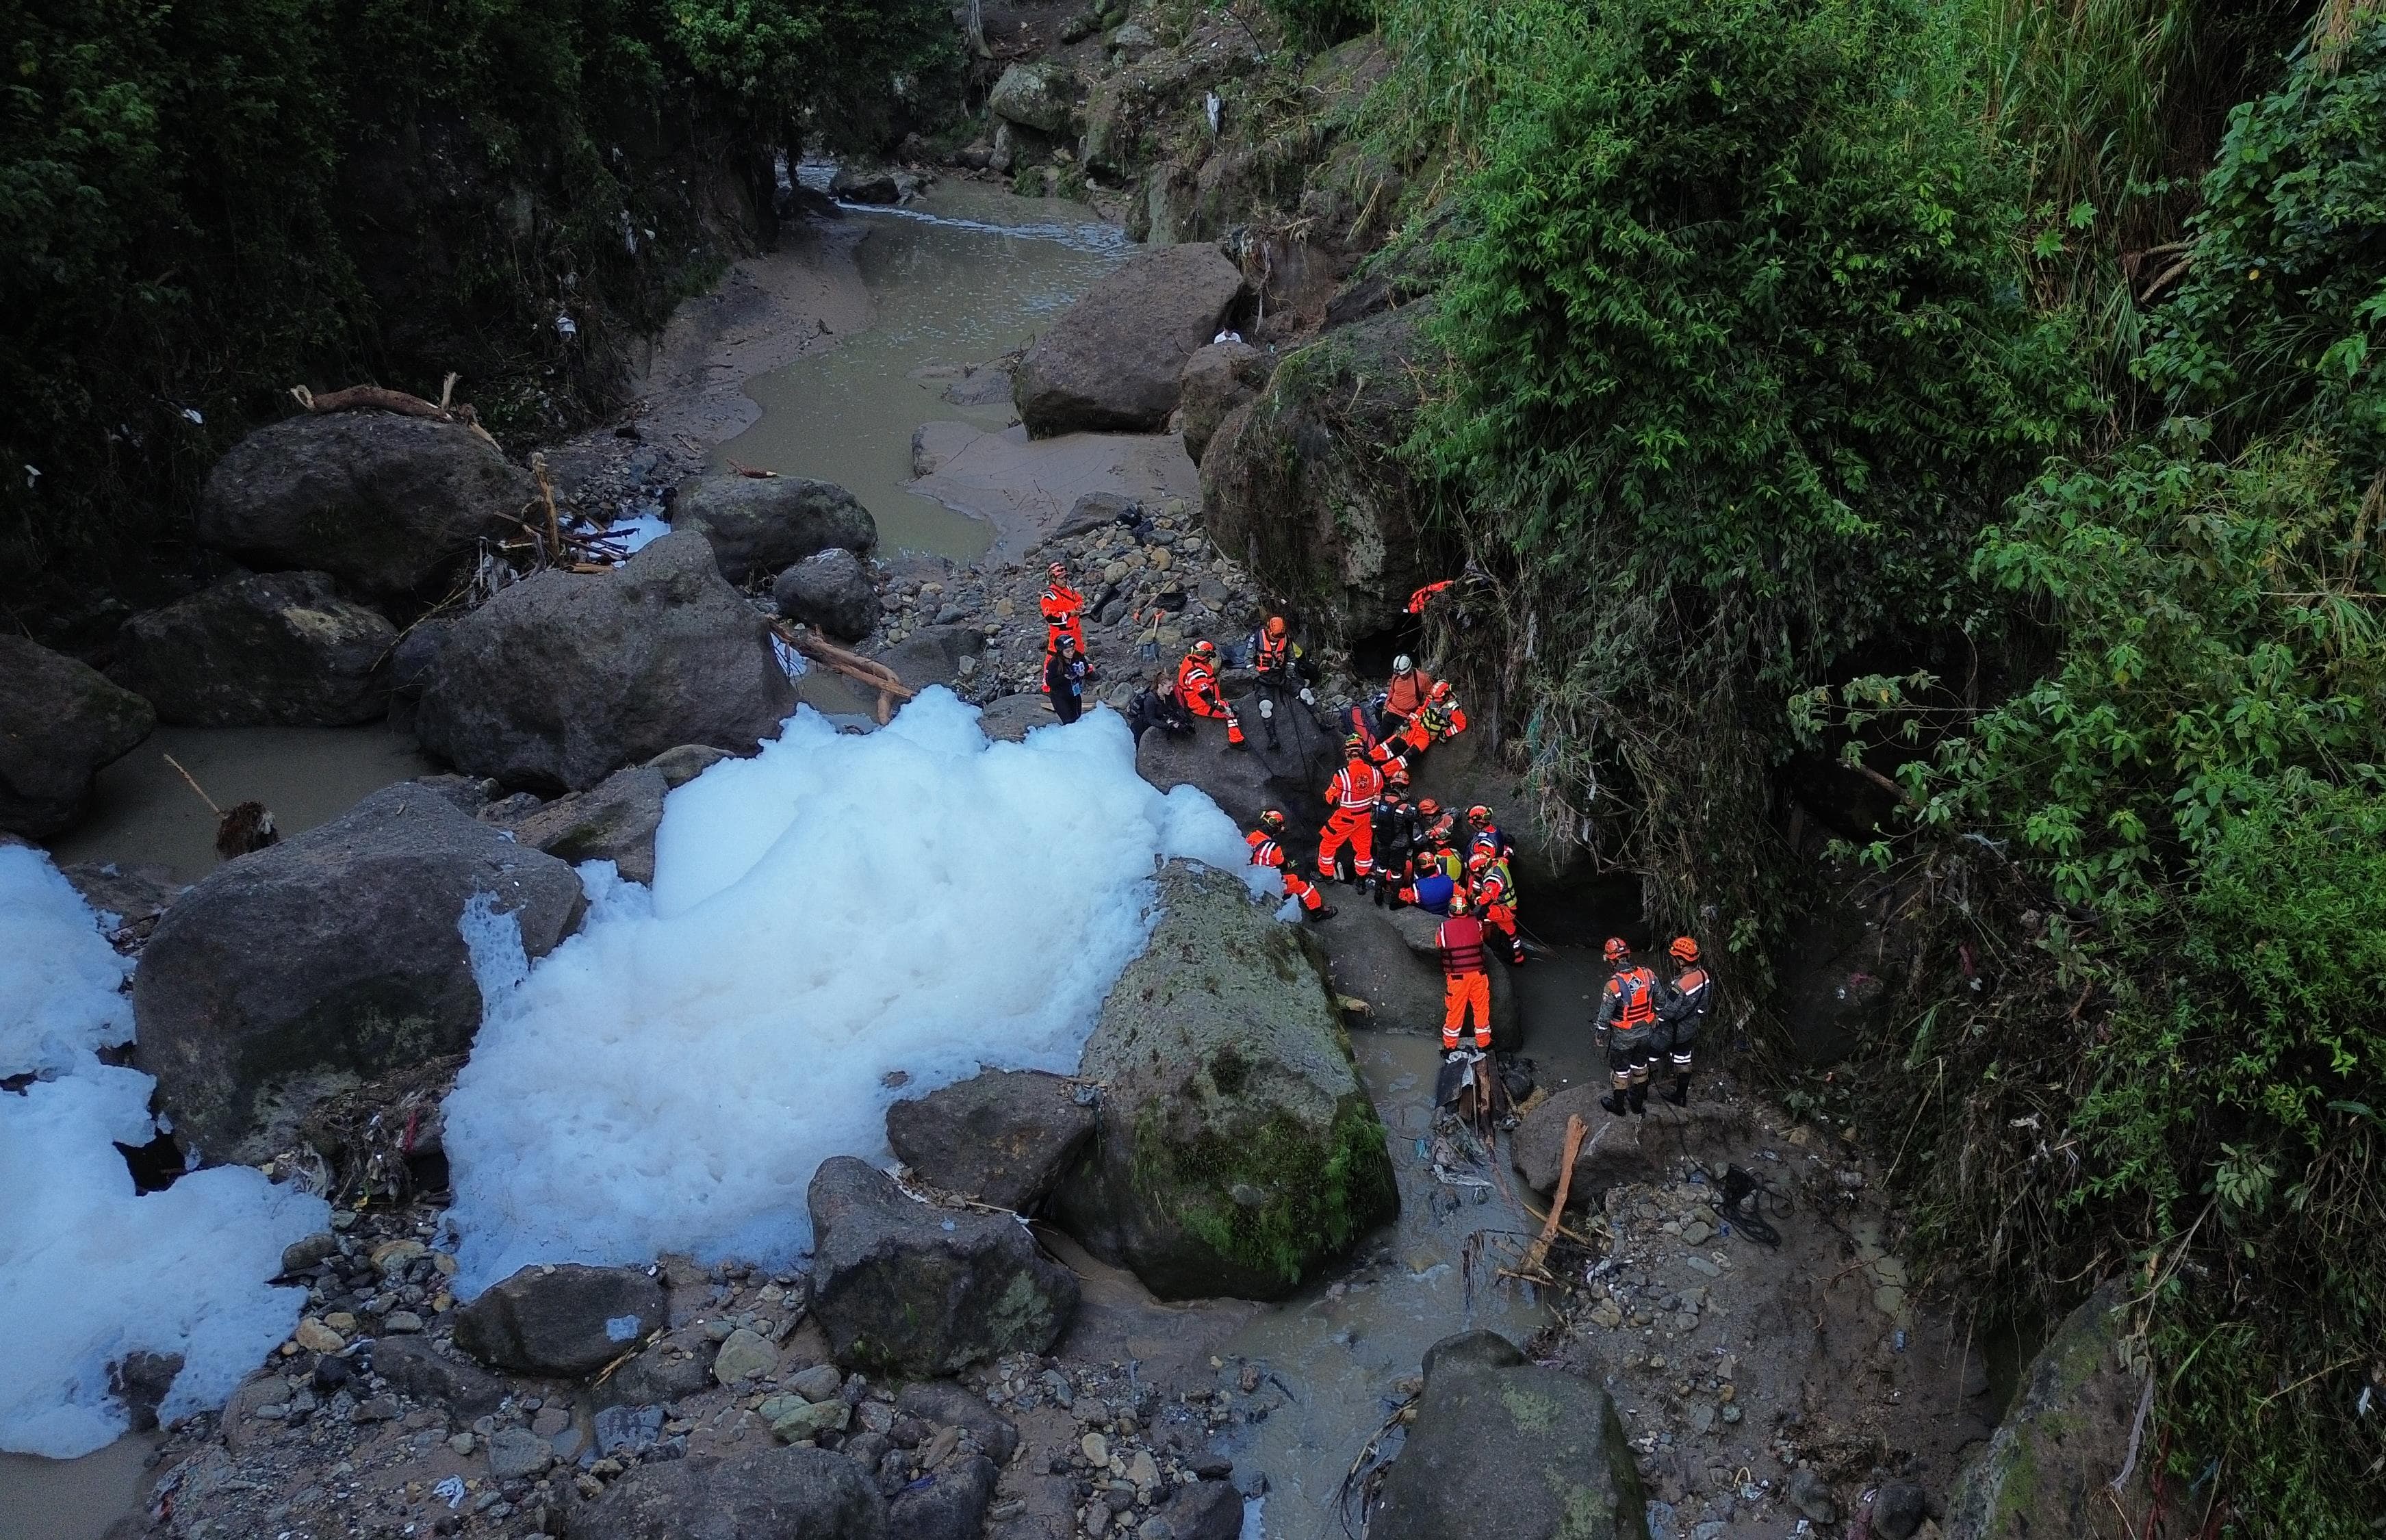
[1246,828,1324,912]
[1175,654,1245,743]
[1318,758,1383,877]
[1040,583,1086,691]
[1437,912,1492,1049]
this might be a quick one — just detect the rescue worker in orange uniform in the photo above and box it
[1593,937,1663,1116]
[1656,936,1712,1106]
[1437,894,1492,1052]
[1248,810,1334,921]
[1469,849,1526,966]
[1175,641,1246,746]
[1318,736,1384,884]
[1378,656,1436,740]
[1246,615,1318,750]
[1039,563,1085,692]
[1397,680,1469,756]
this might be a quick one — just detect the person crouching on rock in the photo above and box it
[1248,809,1333,921]
[1398,847,1459,914]
[1656,936,1712,1106]
[1595,937,1663,1116]
[1046,640,1089,725]
[1127,673,1194,741]
[1318,735,1384,885]
[1175,640,1246,747]
[1438,894,1493,1054]
[1246,614,1320,751]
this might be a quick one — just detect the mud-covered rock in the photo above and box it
[1372,1330,1645,1540]
[808,1157,1079,1377]
[1511,1084,1750,1199]
[573,1444,886,1540]
[988,61,1076,135]
[885,1069,1096,1212]
[893,1382,1018,1465]
[1016,245,1248,437]
[1945,1281,2150,1539]
[454,1263,667,1378]
[198,413,537,599]
[1201,305,1439,643]
[1053,863,1396,1300]
[1132,713,1324,838]
[110,572,396,727]
[676,475,878,586]
[132,783,585,1159]
[774,548,879,643]
[0,635,155,838]
[886,1452,997,1540]
[1179,340,1270,465]
[491,765,667,884]
[368,1335,508,1416]
[412,532,795,791]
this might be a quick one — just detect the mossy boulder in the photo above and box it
[1053,862,1397,1300]
[1945,1281,2152,1539]
[1372,1331,1646,1539]
[0,635,155,838]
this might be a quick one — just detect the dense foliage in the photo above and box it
[0,0,955,617]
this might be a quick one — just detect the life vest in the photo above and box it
[1256,630,1293,674]
[1328,760,1384,812]
[1475,861,1513,910]
[1437,915,1488,976]
[1177,654,1218,702]
[1608,966,1658,1027]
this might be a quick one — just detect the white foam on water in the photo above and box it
[442,690,1267,1292]
[0,846,326,1458]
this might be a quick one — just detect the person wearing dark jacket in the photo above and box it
[1046,643,1089,725]
[1370,797,1419,904]
[1246,615,1321,750]
[1127,676,1194,741]
[1656,937,1713,1106]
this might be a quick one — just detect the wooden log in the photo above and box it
[1523,1114,1588,1275]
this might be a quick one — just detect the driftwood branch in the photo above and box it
[1524,1114,1588,1276]
[773,622,916,724]
[289,376,500,449]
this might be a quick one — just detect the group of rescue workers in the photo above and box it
[1031,573,1718,1125]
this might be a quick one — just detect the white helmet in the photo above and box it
[1393,654,1415,673]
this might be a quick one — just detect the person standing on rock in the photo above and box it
[1595,938,1663,1116]
[1047,641,1089,726]
[1248,809,1334,921]
[1377,655,1436,740]
[1370,794,1418,906]
[1319,736,1384,885]
[1656,936,1712,1106]
[1039,561,1085,693]
[1127,673,1194,741]
[1470,849,1526,966]
[1246,615,1319,751]
[1437,894,1493,1053]
[1175,640,1247,747]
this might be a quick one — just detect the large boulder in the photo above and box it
[773,548,879,643]
[807,1157,1079,1378]
[879,625,986,693]
[886,1453,998,1540]
[675,476,878,587]
[0,636,154,838]
[988,62,1075,135]
[489,765,668,884]
[1201,305,1440,644]
[198,413,537,600]
[1945,1281,2152,1539]
[885,1069,1096,1212]
[1510,1083,1750,1199]
[1324,905,1519,1050]
[1015,245,1249,437]
[109,571,396,727]
[412,532,795,791]
[1132,712,1324,839]
[132,783,585,1159]
[1372,1331,1646,1540]
[454,1263,668,1377]
[1178,340,1270,465]
[1053,864,1397,1300]
[573,1445,886,1540]
[368,1335,507,1416]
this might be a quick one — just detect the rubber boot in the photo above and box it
[1599,1091,1628,1116]
[1306,904,1337,922]
[1663,1075,1689,1107]
[1627,1081,1649,1116]
[1371,875,1387,907]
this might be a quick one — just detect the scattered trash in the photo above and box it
[433,1476,467,1509]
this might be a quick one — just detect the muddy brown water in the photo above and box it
[0,1434,158,1540]
[721,182,1130,561]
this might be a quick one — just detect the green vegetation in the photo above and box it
[1355,0,2378,1524]
[1,0,955,613]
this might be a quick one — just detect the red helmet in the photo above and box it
[1386,763,1411,787]
[1669,936,1700,964]
[1430,680,1454,700]
[1259,809,1287,832]
[1448,893,1471,915]
[1265,615,1287,638]
[1467,805,1493,827]
[1603,937,1630,964]
[1191,639,1218,660]
[1344,735,1365,758]
[1467,850,1489,871]
[1417,797,1441,819]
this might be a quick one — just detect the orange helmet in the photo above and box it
[1259,809,1287,832]
[1448,893,1471,915]
[1603,937,1630,964]
[1430,680,1454,700]
[1669,936,1701,964]
[1344,735,1365,758]
[1467,850,1489,871]
[1417,797,1441,819]
[1467,805,1493,827]
[1191,639,1218,660]
[1265,615,1287,638]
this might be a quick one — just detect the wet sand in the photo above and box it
[0,1435,157,1540]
